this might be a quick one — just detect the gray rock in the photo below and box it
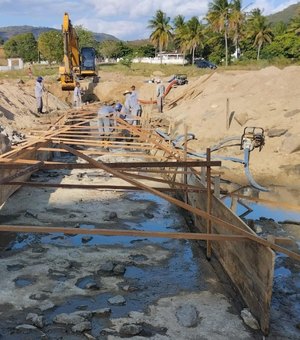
[176,304,199,328]
[267,128,287,138]
[26,313,44,328]
[113,264,126,275]
[241,308,260,330]
[39,300,55,311]
[92,308,111,316]
[119,323,143,336]
[281,135,300,154]
[108,295,126,305]
[98,261,114,273]
[15,324,37,330]
[72,321,92,333]
[72,310,93,319]
[53,312,85,325]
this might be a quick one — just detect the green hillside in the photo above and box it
[0,25,118,42]
[267,2,300,24]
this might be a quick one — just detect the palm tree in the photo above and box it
[185,17,206,64]
[229,0,246,58]
[247,8,273,60]
[148,10,173,64]
[173,15,189,64]
[207,0,230,66]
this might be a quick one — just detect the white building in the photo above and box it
[132,53,188,65]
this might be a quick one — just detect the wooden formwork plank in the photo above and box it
[0,224,247,241]
[1,181,204,192]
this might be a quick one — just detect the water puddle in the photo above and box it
[14,277,35,288]
[10,192,184,249]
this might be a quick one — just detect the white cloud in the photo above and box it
[0,0,299,40]
[74,17,148,40]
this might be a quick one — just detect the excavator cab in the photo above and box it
[80,47,96,77]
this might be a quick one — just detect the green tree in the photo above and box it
[148,10,173,64]
[207,0,231,66]
[4,33,38,62]
[98,40,133,59]
[38,30,63,64]
[246,8,273,60]
[3,38,18,58]
[135,44,155,57]
[262,33,300,59]
[185,17,206,64]
[75,25,98,51]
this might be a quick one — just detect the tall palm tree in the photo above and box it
[173,15,189,65]
[185,17,206,64]
[229,0,246,58]
[247,8,273,60]
[148,10,173,64]
[207,0,230,66]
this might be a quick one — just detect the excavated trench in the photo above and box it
[0,146,261,340]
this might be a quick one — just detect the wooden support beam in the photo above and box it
[0,224,247,241]
[1,181,204,192]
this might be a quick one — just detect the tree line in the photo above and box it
[1,0,300,66]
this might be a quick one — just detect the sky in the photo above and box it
[0,0,299,40]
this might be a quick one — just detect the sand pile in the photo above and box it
[152,66,300,188]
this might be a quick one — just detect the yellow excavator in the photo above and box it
[59,12,97,91]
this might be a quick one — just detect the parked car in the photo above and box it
[195,59,217,69]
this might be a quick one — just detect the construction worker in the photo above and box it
[130,85,142,124]
[35,76,44,114]
[98,102,120,137]
[156,79,165,113]
[73,81,82,109]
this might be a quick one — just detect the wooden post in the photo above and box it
[184,124,188,203]
[206,148,212,260]
[226,98,229,130]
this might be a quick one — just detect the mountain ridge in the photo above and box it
[0,25,119,42]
